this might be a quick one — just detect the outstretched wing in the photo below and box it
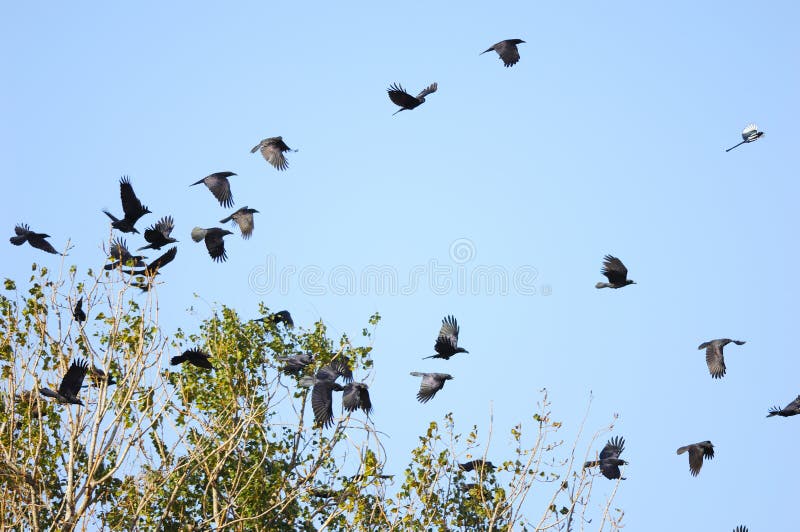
[704,343,726,379]
[434,315,460,355]
[494,41,521,67]
[601,255,628,284]
[312,380,342,428]
[342,382,372,414]
[119,176,149,220]
[387,83,418,108]
[416,82,438,99]
[257,138,291,170]
[59,358,89,398]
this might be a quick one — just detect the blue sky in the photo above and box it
[3,1,799,529]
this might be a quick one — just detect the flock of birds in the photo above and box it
[7,37,783,530]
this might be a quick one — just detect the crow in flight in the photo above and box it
[311,377,344,429]
[220,207,259,239]
[251,137,296,171]
[698,339,746,379]
[191,172,236,208]
[103,176,151,233]
[10,224,59,254]
[584,436,627,479]
[767,394,800,417]
[726,124,764,152]
[280,353,314,376]
[191,227,233,262]
[387,82,438,115]
[459,460,495,473]
[105,238,146,270]
[676,441,714,477]
[595,255,635,289]
[425,315,468,360]
[410,372,452,403]
[121,246,177,277]
[40,358,89,405]
[481,39,525,67]
[73,297,86,323]
[170,348,214,370]
[138,216,178,251]
[88,365,116,386]
[342,382,372,416]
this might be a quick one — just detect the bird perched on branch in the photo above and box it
[9,223,59,254]
[595,255,635,289]
[410,372,452,403]
[40,358,89,405]
[425,315,468,360]
[220,207,259,239]
[767,395,800,418]
[73,297,86,323]
[387,82,438,115]
[191,227,233,262]
[138,216,177,251]
[726,124,764,152]
[481,39,525,67]
[698,338,745,379]
[103,176,151,234]
[251,137,296,171]
[191,172,236,208]
[584,436,627,479]
[676,441,714,477]
[170,348,214,370]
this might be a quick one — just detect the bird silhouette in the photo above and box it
[481,39,525,67]
[138,216,178,250]
[425,315,468,360]
[105,238,147,270]
[103,176,151,233]
[220,207,259,239]
[676,441,714,476]
[767,395,800,417]
[191,227,233,262]
[121,246,177,277]
[73,297,86,323]
[726,124,764,152]
[698,339,746,379]
[459,460,495,473]
[40,358,89,405]
[10,223,59,254]
[251,137,295,171]
[311,376,344,428]
[410,372,453,403]
[342,382,372,416]
[170,348,214,370]
[584,436,627,479]
[595,255,635,289]
[387,82,438,115]
[191,172,236,208]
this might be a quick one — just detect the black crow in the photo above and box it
[105,238,146,270]
[270,310,294,328]
[410,372,452,403]
[726,124,764,152]
[121,246,177,277]
[10,224,59,254]
[40,358,89,405]
[138,216,178,250]
[767,394,800,417]
[311,378,344,428]
[425,315,468,360]
[481,39,525,67]
[89,365,116,386]
[251,137,296,171]
[170,348,214,370]
[388,82,438,115]
[595,255,635,289]
[676,441,714,477]
[280,353,314,376]
[698,339,746,379]
[73,297,86,323]
[191,227,233,262]
[191,172,236,208]
[220,207,259,239]
[103,176,151,233]
[584,436,627,480]
[459,460,495,473]
[342,382,372,415]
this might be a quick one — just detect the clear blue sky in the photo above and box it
[3,1,799,529]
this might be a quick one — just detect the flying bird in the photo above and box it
[9,224,59,254]
[459,460,495,473]
[342,382,372,416]
[584,436,627,480]
[767,395,800,417]
[251,137,296,171]
[425,315,468,360]
[280,353,314,376]
[105,238,146,270]
[220,207,259,239]
[138,216,178,251]
[191,227,233,262]
[726,124,764,152]
[311,377,344,428]
[595,255,635,289]
[410,372,453,403]
[481,39,525,67]
[170,348,214,370]
[73,297,86,323]
[698,339,746,379]
[39,358,89,405]
[103,176,151,233]
[121,246,177,277]
[676,441,714,477]
[89,365,116,387]
[387,82,438,115]
[191,172,236,208]
[270,310,294,329]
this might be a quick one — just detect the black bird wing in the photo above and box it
[493,40,521,66]
[253,138,291,170]
[387,83,419,109]
[416,82,438,100]
[119,176,149,221]
[312,380,343,428]
[204,174,234,208]
[411,372,449,403]
[434,315,460,356]
[146,246,178,274]
[59,358,89,398]
[271,310,294,328]
[785,395,800,412]
[186,348,214,370]
[142,216,175,247]
[342,382,372,414]
[701,341,726,379]
[73,297,86,322]
[227,209,255,239]
[598,436,625,479]
[601,255,629,284]
[677,442,712,476]
[204,230,229,262]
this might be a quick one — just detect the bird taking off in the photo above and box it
[726,124,764,152]
[191,172,236,208]
[251,137,295,171]
[139,216,178,251]
[425,315,468,360]
[387,82,438,115]
[410,372,453,403]
[767,394,800,418]
[584,436,627,480]
[40,358,89,405]
[192,227,233,262]
[171,348,214,370]
[10,223,59,254]
[676,441,714,477]
[220,207,259,239]
[595,255,635,289]
[105,238,146,270]
[698,338,745,379]
[103,176,151,234]
[481,39,525,67]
